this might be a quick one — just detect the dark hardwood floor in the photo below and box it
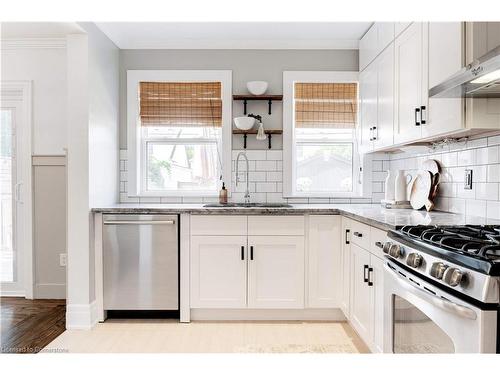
[1,297,66,354]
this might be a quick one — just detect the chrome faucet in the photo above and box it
[235,151,250,203]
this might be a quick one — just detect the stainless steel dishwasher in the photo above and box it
[103,214,178,311]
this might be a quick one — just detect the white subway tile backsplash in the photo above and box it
[448,198,466,214]
[255,160,276,171]
[266,171,283,182]
[487,164,500,183]
[457,149,475,166]
[486,201,500,220]
[466,199,487,218]
[476,146,499,165]
[488,135,500,146]
[255,182,276,193]
[475,183,499,201]
[266,150,283,160]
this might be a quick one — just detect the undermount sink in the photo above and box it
[203,203,292,208]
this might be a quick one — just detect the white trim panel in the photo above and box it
[66,301,98,330]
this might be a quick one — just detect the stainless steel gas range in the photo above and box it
[381,225,500,353]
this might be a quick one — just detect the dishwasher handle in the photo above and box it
[103,220,176,225]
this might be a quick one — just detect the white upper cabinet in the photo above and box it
[359,22,395,71]
[425,22,464,139]
[394,22,427,144]
[307,216,341,308]
[359,24,378,71]
[374,44,395,150]
[395,22,412,37]
[465,22,500,64]
[359,64,378,153]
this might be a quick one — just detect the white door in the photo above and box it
[394,22,424,144]
[190,235,247,308]
[359,64,377,152]
[425,22,464,138]
[248,236,305,309]
[340,218,351,317]
[374,43,394,150]
[307,215,341,308]
[350,243,372,343]
[370,255,385,353]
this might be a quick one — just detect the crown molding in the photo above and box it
[1,38,67,50]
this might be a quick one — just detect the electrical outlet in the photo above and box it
[59,253,67,267]
[464,169,473,190]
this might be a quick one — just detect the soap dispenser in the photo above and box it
[219,182,228,204]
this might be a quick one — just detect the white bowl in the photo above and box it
[234,116,255,130]
[246,81,268,95]
[234,117,255,131]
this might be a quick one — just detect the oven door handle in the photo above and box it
[386,264,477,321]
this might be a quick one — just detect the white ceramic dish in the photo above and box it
[246,81,268,95]
[234,116,255,131]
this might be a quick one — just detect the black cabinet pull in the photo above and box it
[241,246,245,261]
[345,229,350,244]
[375,241,383,248]
[420,105,426,125]
[363,265,369,283]
[368,267,374,286]
[369,127,373,141]
[372,126,377,141]
[250,246,254,260]
[415,108,421,126]
[353,231,362,238]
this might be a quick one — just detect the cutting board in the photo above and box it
[410,171,433,210]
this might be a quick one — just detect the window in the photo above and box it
[127,71,232,196]
[283,72,360,197]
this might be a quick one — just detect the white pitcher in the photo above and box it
[384,170,395,201]
[394,170,412,202]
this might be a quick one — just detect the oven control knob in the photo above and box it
[406,253,423,268]
[382,242,392,254]
[388,244,403,259]
[430,262,448,279]
[443,267,465,287]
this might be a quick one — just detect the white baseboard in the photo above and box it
[190,308,346,321]
[34,283,66,299]
[66,300,98,330]
[0,290,25,297]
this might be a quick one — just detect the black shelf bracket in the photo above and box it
[268,133,272,149]
[243,133,248,149]
[243,100,248,115]
[268,100,272,115]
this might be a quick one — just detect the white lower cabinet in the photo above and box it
[345,220,387,353]
[307,216,342,308]
[340,218,351,317]
[190,235,247,308]
[248,236,305,309]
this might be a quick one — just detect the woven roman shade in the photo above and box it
[139,82,222,127]
[294,82,357,128]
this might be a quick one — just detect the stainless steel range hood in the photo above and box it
[429,44,500,98]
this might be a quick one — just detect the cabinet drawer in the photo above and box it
[350,220,371,249]
[248,215,304,236]
[191,215,247,236]
[370,227,387,259]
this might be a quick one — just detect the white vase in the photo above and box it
[384,170,395,201]
[394,170,412,202]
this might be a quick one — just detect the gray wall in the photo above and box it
[119,49,358,150]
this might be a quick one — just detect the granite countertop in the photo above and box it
[91,203,500,231]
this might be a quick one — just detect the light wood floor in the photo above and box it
[43,320,369,353]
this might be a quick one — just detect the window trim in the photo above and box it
[282,71,361,198]
[127,70,232,197]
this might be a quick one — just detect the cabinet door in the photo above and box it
[359,64,377,152]
[340,218,351,317]
[349,243,372,344]
[395,22,412,37]
[370,255,385,353]
[425,22,464,138]
[359,24,378,71]
[374,43,394,150]
[248,236,305,309]
[190,235,247,308]
[307,216,341,308]
[377,22,395,53]
[394,22,424,144]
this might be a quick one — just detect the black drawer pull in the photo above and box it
[250,246,254,260]
[368,267,374,286]
[375,241,383,248]
[353,232,363,238]
[241,246,245,260]
[420,106,426,125]
[363,265,369,283]
[345,229,350,244]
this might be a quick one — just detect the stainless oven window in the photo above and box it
[393,295,455,353]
